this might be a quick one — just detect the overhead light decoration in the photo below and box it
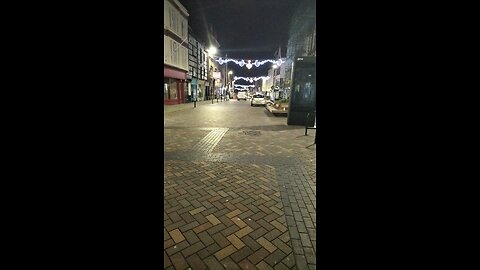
[234,84,256,90]
[233,76,270,83]
[214,57,285,69]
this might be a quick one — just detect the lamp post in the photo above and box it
[228,70,233,101]
[221,53,227,102]
[207,46,217,104]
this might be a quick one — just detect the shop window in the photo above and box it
[164,83,168,100]
[167,79,177,100]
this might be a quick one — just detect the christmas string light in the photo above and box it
[214,57,285,69]
[234,84,256,90]
[233,76,270,83]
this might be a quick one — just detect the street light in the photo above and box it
[207,46,217,57]
[207,45,217,103]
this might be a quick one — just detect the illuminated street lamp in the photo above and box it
[207,45,218,103]
[207,46,217,57]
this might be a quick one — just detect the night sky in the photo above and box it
[178,0,306,80]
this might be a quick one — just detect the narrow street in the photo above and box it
[164,100,316,269]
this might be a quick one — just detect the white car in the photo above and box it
[251,94,266,106]
[237,91,247,101]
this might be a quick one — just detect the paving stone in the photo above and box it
[180,220,200,232]
[198,231,214,246]
[226,209,242,218]
[169,229,185,244]
[206,214,221,225]
[281,253,295,268]
[300,233,313,248]
[257,220,274,231]
[230,246,254,263]
[164,239,175,249]
[206,242,222,255]
[164,251,172,269]
[212,232,230,248]
[249,227,268,240]
[186,253,207,270]
[235,226,253,238]
[241,235,261,252]
[273,262,290,270]
[215,244,237,261]
[256,261,274,270]
[170,252,189,270]
[264,249,286,267]
[232,217,248,228]
[291,239,304,255]
[165,220,187,232]
[204,255,225,270]
[238,258,256,270]
[207,223,227,235]
[227,234,246,249]
[270,220,288,233]
[183,230,201,245]
[263,229,282,242]
[295,254,308,270]
[193,222,213,234]
[182,241,205,258]
[247,248,270,265]
[220,257,242,270]
[278,232,290,243]
[304,247,316,265]
[256,237,277,253]
[221,224,241,237]
[271,238,292,255]
[165,240,190,256]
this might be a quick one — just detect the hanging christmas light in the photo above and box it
[233,76,270,83]
[234,84,256,90]
[214,57,285,69]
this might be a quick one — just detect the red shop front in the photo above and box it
[164,66,186,105]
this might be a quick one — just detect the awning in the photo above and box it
[164,66,186,80]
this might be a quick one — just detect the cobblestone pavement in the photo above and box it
[164,100,316,269]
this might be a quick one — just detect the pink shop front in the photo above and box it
[164,65,187,105]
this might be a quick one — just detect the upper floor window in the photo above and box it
[181,20,184,37]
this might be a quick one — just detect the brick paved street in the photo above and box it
[164,100,316,269]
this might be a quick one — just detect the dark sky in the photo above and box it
[178,0,305,79]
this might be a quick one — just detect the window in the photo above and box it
[168,79,178,100]
[164,78,178,100]
[164,82,168,100]
[181,20,184,37]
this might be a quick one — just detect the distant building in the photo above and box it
[265,56,287,101]
[164,0,189,105]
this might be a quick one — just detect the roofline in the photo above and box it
[170,0,189,17]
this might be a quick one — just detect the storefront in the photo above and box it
[197,80,205,101]
[190,78,197,102]
[164,66,187,105]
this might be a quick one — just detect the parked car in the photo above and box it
[251,94,266,106]
[237,91,247,101]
